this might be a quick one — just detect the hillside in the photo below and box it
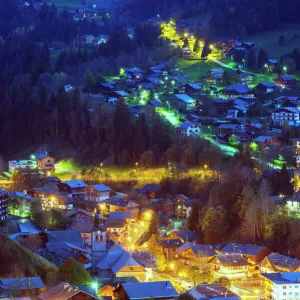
[0,234,57,283]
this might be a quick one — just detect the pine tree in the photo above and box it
[247,49,257,69]
[279,164,294,196]
[257,49,269,69]
[193,39,200,53]
[292,47,300,69]
[183,37,189,48]
[201,42,211,58]
[133,113,148,161]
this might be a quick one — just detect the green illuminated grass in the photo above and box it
[177,58,213,80]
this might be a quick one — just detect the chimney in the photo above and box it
[64,283,70,289]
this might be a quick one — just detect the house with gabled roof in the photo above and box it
[209,253,249,278]
[177,122,201,138]
[38,282,97,300]
[188,282,240,300]
[274,75,296,87]
[58,180,88,200]
[255,82,276,94]
[217,243,271,264]
[85,184,112,202]
[172,94,196,112]
[272,107,300,127]
[96,244,154,282]
[178,242,216,265]
[113,281,178,300]
[221,84,252,97]
[0,277,45,298]
[260,253,300,273]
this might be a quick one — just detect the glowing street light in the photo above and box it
[91,281,98,290]
[170,262,175,270]
[30,154,36,160]
[184,33,188,38]
[209,44,214,50]
[144,211,152,220]
[283,65,288,74]
[204,164,208,169]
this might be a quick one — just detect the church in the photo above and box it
[91,208,157,283]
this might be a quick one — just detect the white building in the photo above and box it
[8,160,37,173]
[262,272,300,300]
[272,107,300,127]
[177,122,201,138]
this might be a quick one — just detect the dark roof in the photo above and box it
[190,283,240,299]
[261,272,300,284]
[222,84,250,94]
[264,253,300,271]
[140,184,161,193]
[117,281,178,299]
[178,242,215,257]
[91,184,112,192]
[216,254,249,267]
[172,230,199,241]
[0,277,45,291]
[257,82,276,88]
[104,217,126,228]
[39,282,96,300]
[220,243,267,256]
[46,230,84,249]
[130,250,158,268]
[159,239,183,248]
[148,99,163,108]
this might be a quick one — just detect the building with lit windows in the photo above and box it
[0,189,8,221]
[262,272,300,300]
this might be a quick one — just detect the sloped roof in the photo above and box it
[62,180,87,188]
[104,217,126,228]
[178,122,200,129]
[39,282,96,300]
[174,94,195,104]
[222,84,250,94]
[91,184,112,192]
[190,283,240,299]
[109,212,132,219]
[178,242,215,257]
[262,272,300,284]
[119,281,178,299]
[220,243,267,256]
[111,251,143,274]
[172,230,198,241]
[0,277,45,291]
[216,253,248,267]
[46,230,84,249]
[130,250,158,268]
[148,99,163,108]
[252,135,273,143]
[65,207,94,218]
[97,244,125,269]
[257,81,276,88]
[264,253,300,271]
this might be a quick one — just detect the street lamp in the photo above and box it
[204,164,208,169]
[242,59,245,69]
[283,65,287,74]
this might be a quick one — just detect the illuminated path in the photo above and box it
[202,134,239,157]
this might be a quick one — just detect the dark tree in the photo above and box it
[201,42,211,58]
[247,49,257,69]
[279,164,294,196]
[257,49,269,69]
[193,39,200,53]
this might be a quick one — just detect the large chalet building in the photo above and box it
[272,107,300,127]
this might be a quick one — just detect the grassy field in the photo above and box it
[177,58,215,80]
[47,0,109,10]
[247,24,300,59]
